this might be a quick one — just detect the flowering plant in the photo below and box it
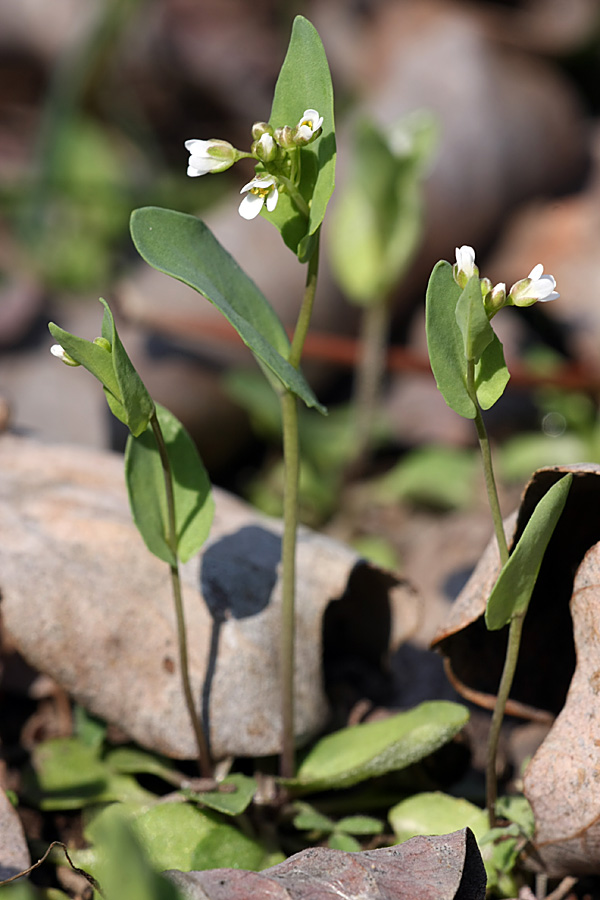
[426,245,571,829]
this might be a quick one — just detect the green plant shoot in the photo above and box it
[129,15,335,780]
[425,244,567,826]
[49,298,213,778]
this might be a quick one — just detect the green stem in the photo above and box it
[279,237,320,779]
[351,293,391,470]
[278,174,310,219]
[467,361,521,827]
[279,389,300,779]
[150,411,212,778]
[485,614,525,826]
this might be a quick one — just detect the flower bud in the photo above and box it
[252,132,278,163]
[274,125,295,150]
[453,245,478,289]
[251,121,273,141]
[508,264,559,307]
[484,282,507,316]
[93,336,112,352]
[185,138,238,177]
[50,344,80,367]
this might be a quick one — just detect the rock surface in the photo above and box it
[0,435,419,759]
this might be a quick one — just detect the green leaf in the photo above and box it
[293,801,335,833]
[267,15,336,260]
[328,832,362,852]
[371,445,477,510]
[49,299,154,437]
[105,746,177,783]
[336,814,384,835]
[26,737,154,810]
[485,473,572,630]
[125,403,214,565]
[389,792,488,845]
[282,701,469,792]
[82,811,183,900]
[495,794,535,837]
[474,333,510,410]
[329,114,434,305]
[190,774,257,816]
[455,276,493,363]
[130,207,325,412]
[425,261,475,419]
[99,298,155,437]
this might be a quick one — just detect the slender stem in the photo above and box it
[279,237,321,779]
[485,613,524,826]
[466,361,522,827]
[289,237,320,368]
[467,362,509,566]
[150,411,212,778]
[279,389,300,779]
[351,293,391,470]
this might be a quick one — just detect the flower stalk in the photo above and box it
[279,237,320,779]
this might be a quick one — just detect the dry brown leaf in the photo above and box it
[166,828,486,900]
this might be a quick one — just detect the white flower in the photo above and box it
[508,264,559,307]
[50,344,79,367]
[294,108,323,144]
[239,175,279,220]
[185,138,236,177]
[453,245,478,287]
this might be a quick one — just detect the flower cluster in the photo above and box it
[454,245,559,314]
[184,108,323,221]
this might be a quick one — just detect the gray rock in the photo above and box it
[0,435,418,759]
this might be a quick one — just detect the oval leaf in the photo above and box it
[474,333,510,410]
[267,15,336,260]
[130,207,325,412]
[425,261,475,419]
[390,792,488,845]
[282,701,469,792]
[125,404,214,565]
[455,276,493,363]
[485,473,573,630]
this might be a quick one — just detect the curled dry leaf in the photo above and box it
[433,464,600,876]
[165,828,487,900]
[0,435,419,760]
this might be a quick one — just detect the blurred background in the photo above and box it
[2,0,600,538]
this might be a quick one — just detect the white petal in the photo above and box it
[50,344,66,360]
[265,187,279,212]
[189,155,220,175]
[185,139,209,153]
[301,109,322,132]
[528,263,544,281]
[239,193,264,220]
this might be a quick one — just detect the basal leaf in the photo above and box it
[268,16,336,260]
[425,261,475,419]
[282,701,469,793]
[125,403,214,566]
[485,473,572,630]
[389,792,488,845]
[190,774,257,817]
[130,207,325,412]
